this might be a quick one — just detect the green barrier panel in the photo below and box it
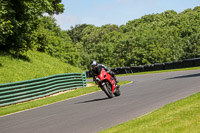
[0,72,87,107]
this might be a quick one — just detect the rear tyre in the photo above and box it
[114,86,120,96]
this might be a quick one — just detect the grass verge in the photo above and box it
[0,51,83,84]
[99,92,200,133]
[0,81,131,116]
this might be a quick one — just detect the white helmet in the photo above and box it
[91,60,98,68]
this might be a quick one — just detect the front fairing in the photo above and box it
[96,68,106,80]
[95,68,116,93]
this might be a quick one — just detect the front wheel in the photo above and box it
[102,82,113,98]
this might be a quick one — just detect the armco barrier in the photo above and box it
[154,63,165,70]
[111,68,117,74]
[123,67,132,74]
[86,57,200,77]
[164,62,174,69]
[183,58,197,68]
[194,58,200,66]
[116,67,126,74]
[144,64,154,71]
[173,60,184,69]
[130,66,144,73]
[0,72,87,107]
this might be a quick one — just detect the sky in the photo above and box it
[54,0,200,30]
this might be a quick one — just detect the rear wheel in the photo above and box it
[102,81,113,98]
[114,86,120,96]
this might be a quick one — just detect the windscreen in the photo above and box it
[96,66,104,75]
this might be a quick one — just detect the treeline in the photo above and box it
[68,6,200,69]
[1,1,200,70]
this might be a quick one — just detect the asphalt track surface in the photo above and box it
[0,69,200,133]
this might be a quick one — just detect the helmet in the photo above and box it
[91,60,98,69]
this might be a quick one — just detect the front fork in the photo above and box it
[98,81,115,93]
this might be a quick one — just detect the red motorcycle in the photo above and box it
[95,67,120,98]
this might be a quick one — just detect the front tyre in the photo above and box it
[102,82,113,98]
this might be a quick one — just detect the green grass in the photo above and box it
[99,92,200,133]
[0,81,131,116]
[0,51,83,84]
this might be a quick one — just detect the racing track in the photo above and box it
[0,69,200,133]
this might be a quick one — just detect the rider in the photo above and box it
[90,60,118,84]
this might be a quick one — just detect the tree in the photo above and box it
[36,16,80,66]
[67,24,90,45]
[0,0,64,55]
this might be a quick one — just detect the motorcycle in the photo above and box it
[95,67,120,98]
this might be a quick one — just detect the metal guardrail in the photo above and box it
[0,72,87,107]
[86,57,200,77]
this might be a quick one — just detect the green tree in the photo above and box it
[0,0,64,55]
[36,16,80,66]
[67,24,90,45]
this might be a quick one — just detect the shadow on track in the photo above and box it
[166,73,200,80]
[75,97,110,104]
